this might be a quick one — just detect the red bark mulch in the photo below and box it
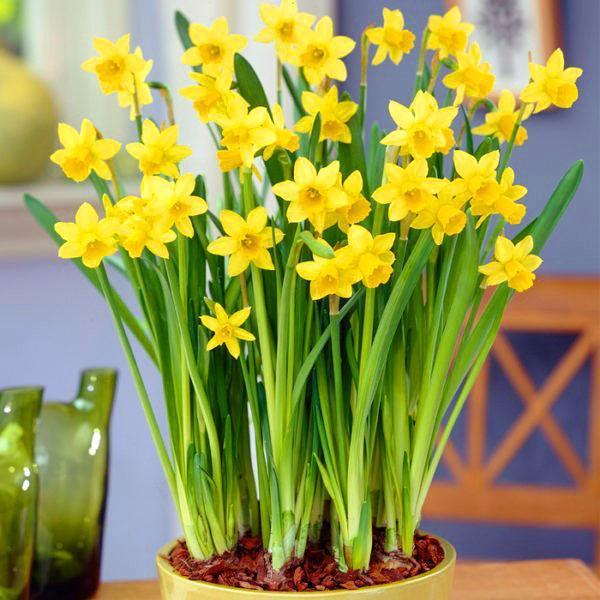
[167,530,445,592]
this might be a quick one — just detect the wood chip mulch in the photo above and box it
[167,529,445,592]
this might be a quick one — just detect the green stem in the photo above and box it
[413,27,431,94]
[97,264,175,497]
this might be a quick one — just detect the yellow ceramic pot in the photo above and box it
[156,537,456,600]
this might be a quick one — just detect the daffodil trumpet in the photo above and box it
[28,1,584,581]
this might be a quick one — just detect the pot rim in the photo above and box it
[156,535,456,596]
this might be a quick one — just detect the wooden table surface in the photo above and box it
[95,559,600,599]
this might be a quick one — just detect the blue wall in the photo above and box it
[338,0,600,273]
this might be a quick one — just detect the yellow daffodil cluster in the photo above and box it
[371,147,527,245]
[272,158,360,233]
[296,225,395,299]
[51,2,583,357]
[82,34,153,119]
[256,3,355,85]
[56,173,206,266]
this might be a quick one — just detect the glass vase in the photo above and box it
[0,386,43,600]
[32,369,116,600]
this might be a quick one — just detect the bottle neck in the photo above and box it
[74,369,117,428]
[0,386,43,456]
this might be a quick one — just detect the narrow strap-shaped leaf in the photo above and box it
[291,288,364,412]
[460,105,474,155]
[282,65,306,117]
[234,53,271,114]
[174,10,193,51]
[529,160,584,252]
[308,112,322,164]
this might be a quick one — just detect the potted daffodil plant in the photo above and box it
[26,2,583,598]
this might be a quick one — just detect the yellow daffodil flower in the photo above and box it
[182,17,247,77]
[215,94,276,169]
[427,6,474,59]
[126,120,192,178]
[331,171,371,232]
[452,149,500,207]
[443,42,495,105]
[255,0,316,63]
[520,48,582,113]
[180,71,238,123]
[81,34,145,95]
[472,89,531,146]
[118,213,176,259]
[216,148,245,173]
[297,16,355,85]
[345,225,395,288]
[365,8,415,66]
[471,167,527,226]
[479,235,542,292]
[55,202,117,268]
[263,103,300,160]
[381,91,458,159]
[111,182,176,259]
[144,174,208,237]
[372,159,446,221]
[296,242,360,300]
[295,86,358,143]
[200,303,255,359]
[411,182,467,245]
[207,207,283,276]
[495,168,527,225]
[272,158,347,233]
[50,119,121,182]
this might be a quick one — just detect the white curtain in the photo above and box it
[22,0,133,142]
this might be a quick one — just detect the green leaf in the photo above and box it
[232,54,288,185]
[460,105,473,154]
[474,136,499,159]
[298,230,334,258]
[234,53,271,114]
[366,122,386,190]
[308,112,322,164]
[282,65,306,117]
[351,502,372,570]
[292,289,364,413]
[528,160,584,253]
[175,10,192,50]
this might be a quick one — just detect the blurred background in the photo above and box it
[0,0,598,581]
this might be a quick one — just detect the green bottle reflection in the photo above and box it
[0,386,43,600]
[32,369,116,600]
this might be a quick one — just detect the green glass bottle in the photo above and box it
[32,369,116,600]
[0,386,43,600]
